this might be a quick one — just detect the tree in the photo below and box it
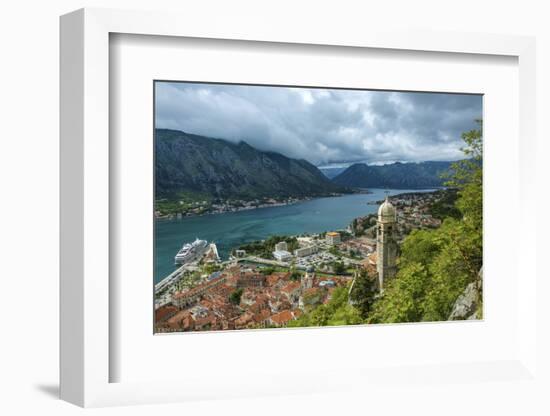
[369,262,431,323]
[349,269,377,319]
[203,263,221,274]
[288,261,301,281]
[229,288,243,305]
[445,119,483,234]
[429,189,461,220]
[332,261,346,275]
[443,119,483,294]
[289,271,301,281]
[261,267,275,275]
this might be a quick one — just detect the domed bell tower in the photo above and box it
[302,265,315,290]
[376,196,397,289]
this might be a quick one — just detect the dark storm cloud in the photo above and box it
[155,82,482,166]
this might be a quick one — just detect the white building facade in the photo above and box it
[326,232,341,245]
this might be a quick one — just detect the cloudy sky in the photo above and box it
[155,82,482,167]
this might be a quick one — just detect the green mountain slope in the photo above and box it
[155,129,347,200]
[332,161,452,189]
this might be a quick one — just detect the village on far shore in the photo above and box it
[154,190,447,333]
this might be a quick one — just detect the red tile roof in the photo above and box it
[155,305,178,322]
[270,310,294,325]
[167,310,191,325]
[235,312,254,327]
[254,309,271,323]
[281,281,301,294]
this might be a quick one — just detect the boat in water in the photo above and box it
[174,238,208,265]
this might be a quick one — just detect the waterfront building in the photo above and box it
[273,249,292,262]
[275,241,288,252]
[326,231,341,245]
[376,196,398,289]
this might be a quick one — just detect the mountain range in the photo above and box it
[331,161,452,189]
[156,129,454,201]
[318,167,347,179]
[155,129,346,200]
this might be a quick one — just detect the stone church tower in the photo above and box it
[376,196,397,289]
[302,265,315,290]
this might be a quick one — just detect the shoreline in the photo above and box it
[366,188,444,205]
[156,197,310,220]
[155,188,441,221]
[155,192,355,220]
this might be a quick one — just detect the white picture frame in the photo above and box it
[60,7,538,408]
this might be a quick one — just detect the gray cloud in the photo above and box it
[155,82,482,167]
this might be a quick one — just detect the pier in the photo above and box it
[155,264,187,294]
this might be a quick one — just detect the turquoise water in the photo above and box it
[154,189,434,283]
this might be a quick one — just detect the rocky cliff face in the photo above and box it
[449,268,483,320]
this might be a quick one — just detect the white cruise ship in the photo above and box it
[174,238,208,265]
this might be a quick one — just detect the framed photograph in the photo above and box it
[152,81,483,334]
[60,8,538,408]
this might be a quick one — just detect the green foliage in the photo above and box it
[368,120,483,324]
[445,119,483,234]
[203,263,222,275]
[260,267,275,275]
[429,189,461,220]
[289,271,302,281]
[238,235,299,259]
[332,261,346,275]
[349,269,378,319]
[422,220,479,321]
[229,288,243,305]
[339,230,353,240]
[155,191,212,216]
[289,286,362,327]
[369,262,431,323]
